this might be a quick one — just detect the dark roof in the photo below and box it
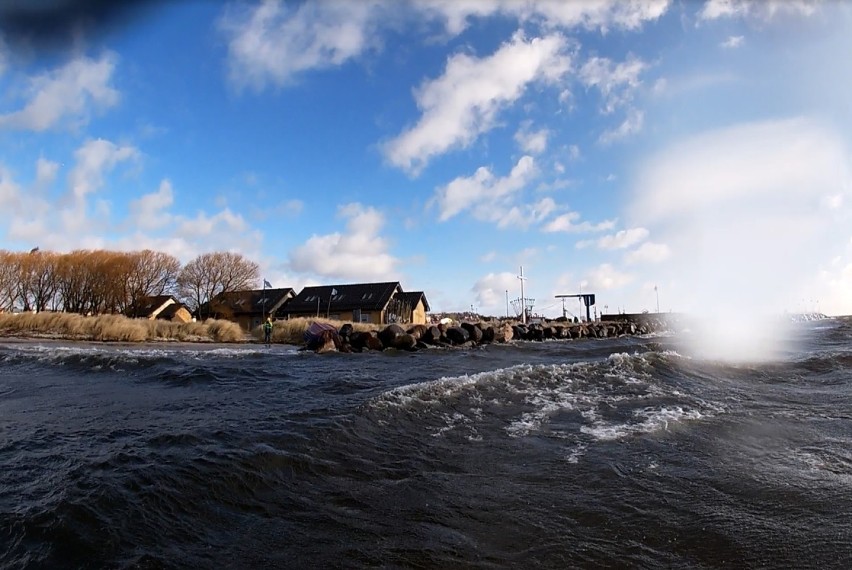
[285,282,402,314]
[394,291,430,312]
[126,295,177,318]
[210,288,294,316]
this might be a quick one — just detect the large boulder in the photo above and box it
[460,322,483,344]
[338,323,354,342]
[422,325,443,345]
[493,323,513,343]
[407,324,428,341]
[393,333,418,351]
[480,325,495,343]
[445,326,469,345]
[378,324,406,349]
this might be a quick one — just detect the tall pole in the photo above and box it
[505,290,509,319]
[655,285,659,314]
[518,266,527,324]
[262,279,267,325]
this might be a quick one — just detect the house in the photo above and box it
[126,295,193,323]
[207,288,295,330]
[280,281,425,325]
[391,291,430,325]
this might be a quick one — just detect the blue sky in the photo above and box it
[1,0,851,318]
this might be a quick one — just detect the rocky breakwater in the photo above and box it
[304,318,668,353]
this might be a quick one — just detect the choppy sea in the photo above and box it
[1,318,851,569]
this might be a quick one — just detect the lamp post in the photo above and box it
[654,285,660,314]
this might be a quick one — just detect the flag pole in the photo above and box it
[262,278,267,325]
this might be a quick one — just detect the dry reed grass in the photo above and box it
[0,312,246,343]
[253,316,378,345]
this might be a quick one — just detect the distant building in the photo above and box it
[392,291,430,325]
[283,282,430,325]
[126,295,193,323]
[206,288,295,330]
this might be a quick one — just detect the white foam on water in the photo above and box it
[580,406,705,441]
[370,350,713,443]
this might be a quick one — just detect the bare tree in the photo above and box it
[126,250,181,303]
[56,251,91,313]
[0,251,19,312]
[21,250,60,312]
[178,252,259,319]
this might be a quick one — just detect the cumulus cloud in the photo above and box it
[68,138,139,202]
[219,0,381,90]
[580,263,635,291]
[542,211,615,233]
[721,35,745,49]
[432,155,537,221]
[514,122,550,154]
[384,32,571,174]
[0,165,23,212]
[579,55,648,114]
[417,0,670,36]
[471,271,519,315]
[599,108,645,144]
[699,0,820,21]
[624,241,671,264]
[288,203,398,280]
[0,52,119,131]
[596,227,650,249]
[130,179,174,230]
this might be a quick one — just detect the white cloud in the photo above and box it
[130,179,175,230]
[580,263,635,291]
[384,32,571,174]
[35,158,60,188]
[514,122,550,154]
[288,203,398,279]
[699,0,820,21]
[0,165,24,212]
[0,53,119,131]
[417,0,670,36]
[599,108,645,144]
[624,241,671,264]
[721,35,745,49]
[542,211,615,233]
[491,197,557,229]
[471,271,519,315]
[69,139,139,202]
[596,227,650,249]
[432,155,537,221]
[220,0,381,90]
[579,55,648,114]
[177,208,248,238]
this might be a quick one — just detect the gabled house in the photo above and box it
[207,288,295,330]
[284,282,404,325]
[126,295,193,323]
[390,291,430,325]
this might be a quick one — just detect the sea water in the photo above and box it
[1,319,850,568]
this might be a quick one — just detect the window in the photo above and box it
[360,312,371,323]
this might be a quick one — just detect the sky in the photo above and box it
[1,0,851,320]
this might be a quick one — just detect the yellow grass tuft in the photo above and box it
[0,312,247,343]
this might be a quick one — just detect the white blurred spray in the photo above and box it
[632,118,851,361]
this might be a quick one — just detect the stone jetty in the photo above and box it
[304,317,671,353]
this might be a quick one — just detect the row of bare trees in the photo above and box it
[0,249,260,317]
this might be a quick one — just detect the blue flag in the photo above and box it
[263,279,272,289]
